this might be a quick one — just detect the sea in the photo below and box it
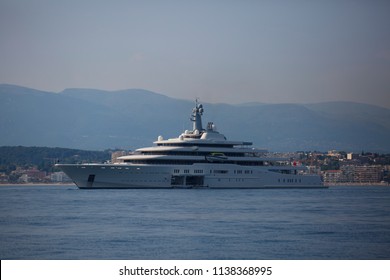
[0,185,389,260]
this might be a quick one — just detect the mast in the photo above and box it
[191,99,204,132]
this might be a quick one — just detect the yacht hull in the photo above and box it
[57,163,325,189]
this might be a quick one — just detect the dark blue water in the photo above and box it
[0,185,389,260]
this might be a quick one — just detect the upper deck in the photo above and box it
[154,100,253,148]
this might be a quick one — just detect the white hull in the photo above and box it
[58,163,325,189]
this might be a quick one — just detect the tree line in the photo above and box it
[0,146,111,174]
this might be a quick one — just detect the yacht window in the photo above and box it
[213,170,228,174]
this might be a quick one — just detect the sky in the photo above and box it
[1,0,390,107]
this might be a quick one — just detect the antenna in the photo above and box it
[195,97,200,106]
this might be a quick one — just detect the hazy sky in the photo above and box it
[1,0,390,107]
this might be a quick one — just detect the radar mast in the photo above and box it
[191,99,203,132]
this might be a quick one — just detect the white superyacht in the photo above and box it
[57,101,324,189]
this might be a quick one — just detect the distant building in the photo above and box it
[353,165,382,183]
[14,168,47,183]
[347,153,359,160]
[383,165,390,183]
[340,165,355,182]
[340,165,382,183]
[328,150,342,158]
[25,168,46,181]
[307,166,321,175]
[323,165,383,184]
[50,171,71,182]
[322,170,346,184]
[18,174,29,183]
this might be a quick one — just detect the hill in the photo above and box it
[1,84,389,152]
[0,146,110,173]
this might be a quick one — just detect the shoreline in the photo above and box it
[0,183,76,187]
[324,182,390,187]
[1,183,389,187]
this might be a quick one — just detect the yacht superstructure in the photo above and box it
[57,101,324,189]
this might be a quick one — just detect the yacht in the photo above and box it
[56,101,324,189]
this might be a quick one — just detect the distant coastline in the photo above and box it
[324,182,390,187]
[1,182,389,187]
[0,183,76,187]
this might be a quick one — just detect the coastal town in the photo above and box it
[0,148,389,186]
[297,150,390,185]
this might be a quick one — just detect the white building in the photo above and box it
[50,172,71,182]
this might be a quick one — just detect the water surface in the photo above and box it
[0,185,389,259]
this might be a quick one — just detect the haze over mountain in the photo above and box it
[1,84,389,153]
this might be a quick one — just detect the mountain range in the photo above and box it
[1,84,389,153]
